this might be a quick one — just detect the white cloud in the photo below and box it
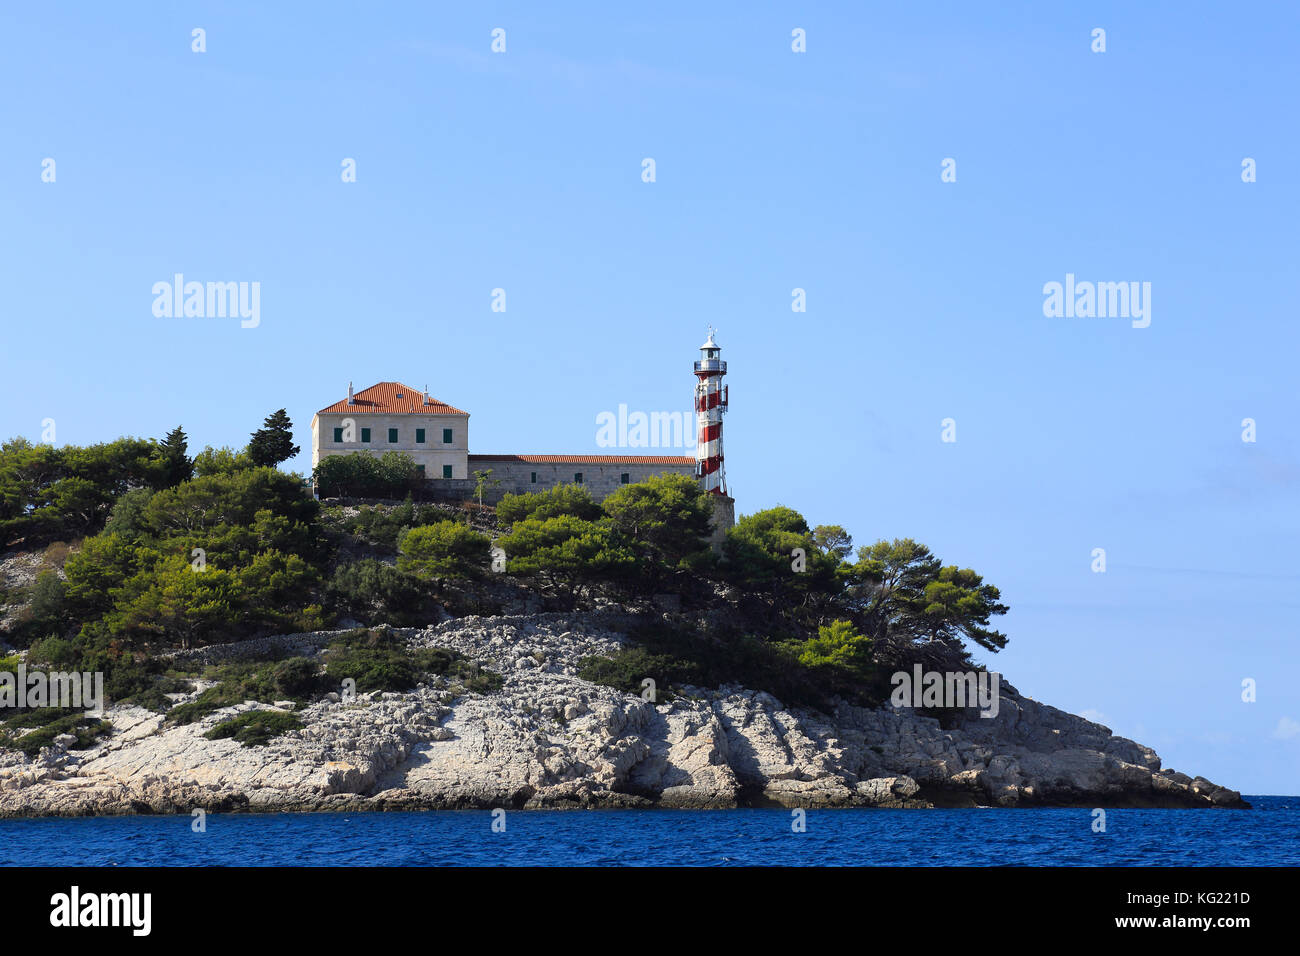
[1273,717,1300,740]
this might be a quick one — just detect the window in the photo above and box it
[360,428,371,443]
[416,465,425,477]
[442,464,453,479]
[388,428,399,443]
[415,428,425,443]
[530,472,537,484]
[442,428,453,444]
[574,473,583,484]
[620,473,630,484]
[332,427,343,442]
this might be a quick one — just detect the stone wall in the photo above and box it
[467,457,696,503]
[162,628,349,665]
[707,494,735,552]
[414,478,494,505]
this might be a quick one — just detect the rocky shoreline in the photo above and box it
[0,614,1248,816]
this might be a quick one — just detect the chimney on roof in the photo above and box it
[423,385,430,406]
[347,381,355,405]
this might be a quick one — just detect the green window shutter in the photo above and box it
[416,465,425,476]
[530,472,537,483]
[442,464,453,479]
[360,428,371,443]
[442,428,453,444]
[388,428,399,443]
[415,428,425,443]
[621,473,630,484]
[333,427,343,442]
[574,473,583,484]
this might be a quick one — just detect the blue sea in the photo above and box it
[1,796,1296,866]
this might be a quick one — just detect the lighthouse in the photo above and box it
[694,328,729,495]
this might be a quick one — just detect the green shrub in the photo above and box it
[192,446,254,477]
[13,570,70,642]
[102,487,156,539]
[2,706,80,731]
[271,657,327,698]
[167,657,323,725]
[497,514,636,598]
[0,437,159,547]
[204,709,302,747]
[589,621,888,711]
[312,451,421,499]
[0,713,111,756]
[789,620,891,703]
[26,636,79,668]
[326,559,434,626]
[601,473,714,569]
[106,659,185,709]
[123,686,178,713]
[496,484,601,526]
[322,499,457,548]
[324,629,501,695]
[28,570,66,616]
[397,522,491,579]
[577,647,698,701]
[325,645,420,693]
[22,634,184,712]
[141,467,319,536]
[723,506,839,599]
[443,655,505,694]
[797,620,872,670]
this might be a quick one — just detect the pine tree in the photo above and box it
[248,409,300,468]
[157,426,193,488]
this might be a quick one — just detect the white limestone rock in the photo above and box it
[0,613,1246,816]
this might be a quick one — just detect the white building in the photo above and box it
[311,381,470,479]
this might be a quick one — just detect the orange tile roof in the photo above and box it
[469,454,695,465]
[317,382,468,416]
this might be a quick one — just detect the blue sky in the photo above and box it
[2,2,1296,794]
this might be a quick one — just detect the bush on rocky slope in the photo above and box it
[167,657,329,726]
[204,709,302,747]
[324,559,437,627]
[324,627,502,694]
[0,710,112,756]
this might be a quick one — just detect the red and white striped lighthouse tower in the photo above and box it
[694,328,729,495]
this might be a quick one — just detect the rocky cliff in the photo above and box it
[0,614,1247,816]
